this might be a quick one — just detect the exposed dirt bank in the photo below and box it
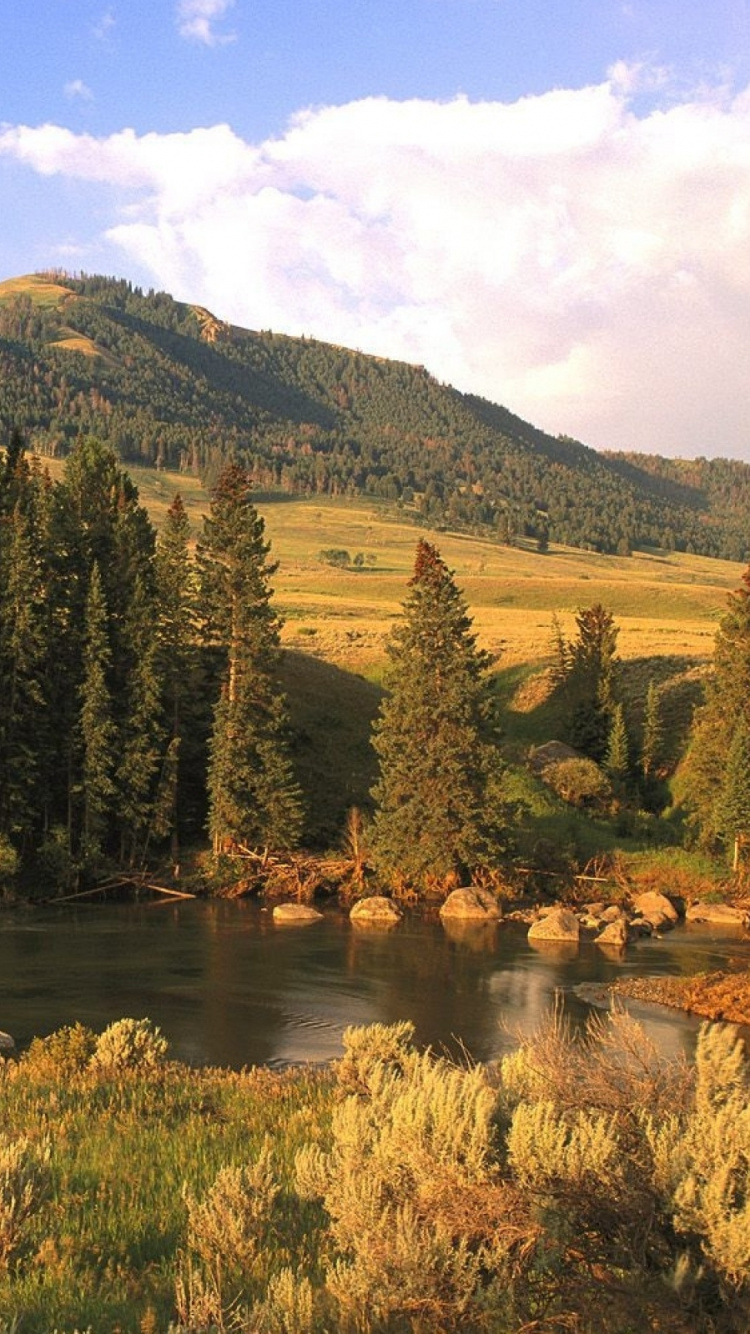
[613,967,750,1026]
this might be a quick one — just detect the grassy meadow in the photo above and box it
[70,460,739,680]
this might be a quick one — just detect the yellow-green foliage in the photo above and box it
[0,1134,51,1270]
[90,1017,168,1076]
[295,1024,528,1330]
[648,1024,750,1290]
[4,1014,750,1332]
[179,1143,280,1323]
[18,1023,96,1084]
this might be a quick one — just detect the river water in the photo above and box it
[1,901,748,1069]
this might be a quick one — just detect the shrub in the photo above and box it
[0,1133,51,1270]
[0,836,18,890]
[544,756,613,809]
[178,1143,281,1328]
[295,1023,528,1331]
[90,1017,168,1076]
[19,1023,96,1083]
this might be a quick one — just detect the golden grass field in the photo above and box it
[35,457,739,682]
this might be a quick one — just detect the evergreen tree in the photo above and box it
[0,469,49,845]
[641,679,664,781]
[718,717,750,870]
[154,495,198,857]
[79,564,116,862]
[198,465,303,854]
[563,604,620,762]
[684,565,750,850]
[114,576,165,866]
[605,702,630,792]
[370,540,508,891]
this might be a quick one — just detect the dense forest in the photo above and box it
[2,271,750,561]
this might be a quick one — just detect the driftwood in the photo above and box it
[43,873,196,906]
[214,845,364,901]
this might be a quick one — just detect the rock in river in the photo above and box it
[528,907,580,943]
[439,888,501,921]
[272,903,324,925]
[350,896,402,926]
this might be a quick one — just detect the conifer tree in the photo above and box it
[370,540,508,890]
[154,495,198,856]
[564,604,620,762]
[115,576,165,866]
[79,564,116,862]
[198,465,303,854]
[718,717,750,870]
[605,702,630,793]
[684,565,750,850]
[0,471,49,844]
[640,679,664,781]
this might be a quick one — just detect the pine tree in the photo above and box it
[154,495,198,857]
[0,472,49,845]
[684,565,750,850]
[370,540,508,891]
[641,679,664,781]
[115,576,165,866]
[564,603,620,762]
[605,702,630,792]
[718,717,750,870]
[198,465,303,854]
[79,564,116,862]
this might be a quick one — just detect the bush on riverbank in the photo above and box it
[1,1014,750,1332]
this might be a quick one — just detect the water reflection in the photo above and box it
[0,903,748,1069]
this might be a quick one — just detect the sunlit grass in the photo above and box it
[0,1055,331,1332]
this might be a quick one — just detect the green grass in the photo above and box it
[0,1054,331,1332]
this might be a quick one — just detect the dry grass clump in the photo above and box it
[0,1134,51,1271]
[90,1018,168,1076]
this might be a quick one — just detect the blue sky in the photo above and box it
[2,0,750,458]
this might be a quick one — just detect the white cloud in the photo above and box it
[176,0,235,46]
[93,10,115,41]
[64,80,94,102]
[2,76,750,458]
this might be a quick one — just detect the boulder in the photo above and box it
[272,903,324,924]
[596,916,628,948]
[685,902,749,927]
[0,1030,15,1054]
[600,904,624,924]
[629,916,653,937]
[528,907,580,943]
[528,740,581,775]
[350,896,402,926]
[632,891,679,932]
[439,888,501,921]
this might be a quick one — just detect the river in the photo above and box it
[1,901,748,1068]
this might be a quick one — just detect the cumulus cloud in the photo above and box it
[176,0,235,45]
[2,76,750,457]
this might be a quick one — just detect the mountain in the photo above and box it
[1,270,748,561]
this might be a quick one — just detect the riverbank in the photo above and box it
[614,966,750,1026]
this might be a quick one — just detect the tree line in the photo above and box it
[1,429,747,895]
[3,272,750,562]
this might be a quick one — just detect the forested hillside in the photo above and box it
[1,271,749,560]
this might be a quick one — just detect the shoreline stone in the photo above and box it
[439,887,501,922]
[350,896,402,926]
[272,903,324,924]
[528,906,580,943]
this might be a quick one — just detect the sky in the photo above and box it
[2,1,750,460]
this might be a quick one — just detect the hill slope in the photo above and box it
[1,271,748,561]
